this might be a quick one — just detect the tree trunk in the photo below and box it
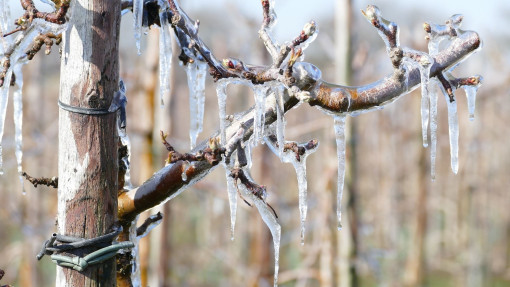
[57,0,120,286]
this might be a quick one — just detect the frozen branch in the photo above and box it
[117,3,481,223]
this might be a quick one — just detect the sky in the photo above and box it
[6,0,507,38]
[181,0,508,39]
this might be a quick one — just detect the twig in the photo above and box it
[136,212,163,237]
[22,171,58,188]
[160,131,224,166]
[437,72,455,102]
[230,168,278,218]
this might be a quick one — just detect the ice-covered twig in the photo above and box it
[1,0,69,87]
[231,166,281,287]
[437,72,455,102]
[160,131,224,166]
[230,168,278,218]
[8,0,70,34]
[361,5,399,51]
[164,0,237,80]
[135,212,163,238]
[25,32,61,60]
[259,0,279,62]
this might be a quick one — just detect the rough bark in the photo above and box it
[57,0,120,286]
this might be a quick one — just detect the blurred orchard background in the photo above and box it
[1,0,509,286]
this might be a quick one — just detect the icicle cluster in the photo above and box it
[0,5,69,175]
[425,14,482,176]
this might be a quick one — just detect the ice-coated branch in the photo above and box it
[117,4,481,224]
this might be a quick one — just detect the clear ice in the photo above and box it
[129,216,142,287]
[13,64,24,186]
[158,8,173,107]
[334,115,347,230]
[253,85,268,145]
[462,78,482,121]
[0,69,12,174]
[133,0,144,55]
[441,86,459,174]
[429,79,439,180]
[136,213,163,239]
[280,141,318,244]
[215,79,229,145]
[224,165,237,240]
[402,49,433,147]
[273,84,286,158]
[186,61,207,149]
[464,86,477,121]
[114,80,133,189]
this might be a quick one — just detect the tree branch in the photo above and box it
[117,3,481,222]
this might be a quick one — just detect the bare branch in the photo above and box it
[22,171,58,188]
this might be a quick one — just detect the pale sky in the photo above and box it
[6,0,506,38]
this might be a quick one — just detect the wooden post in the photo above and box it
[57,0,120,285]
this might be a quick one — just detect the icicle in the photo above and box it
[158,8,173,107]
[111,79,131,188]
[285,144,318,245]
[187,61,207,149]
[440,85,459,174]
[334,115,347,230]
[461,77,482,121]
[224,166,237,240]
[402,49,432,147]
[237,174,280,287]
[0,69,12,174]
[216,79,229,145]
[419,60,432,148]
[13,64,23,188]
[273,85,285,158]
[464,86,477,121]
[128,216,142,287]
[252,85,268,145]
[429,79,439,180]
[0,0,12,52]
[294,158,308,245]
[133,0,144,55]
